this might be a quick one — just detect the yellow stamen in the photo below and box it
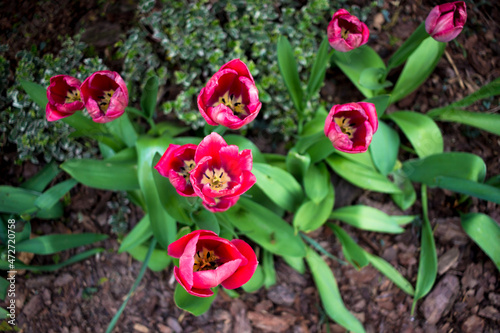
[341,27,350,39]
[335,116,356,139]
[214,91,247,115]
[178,159,196,182]
[65,89,81,103]
[200,167,231,191]
[193,248,219,271]
[98,89,115,112]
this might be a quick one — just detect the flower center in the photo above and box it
[341,27,350,40]
[201,167,230,192]
[215,91,246,115]
[335,116,357,139]
[98,89,115,112]
[193,248,219,271]
[178,159,196,182]
[65,89,81,103]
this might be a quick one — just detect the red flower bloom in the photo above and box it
[45,75,85,121]
[168,230,258,297]
[80,70,128,123]
[327,9,369,52]
[155,144,198,197]
[425,1,467,43]
[190,132,256,212]
[197,59,261,130]
[324,102,378,154]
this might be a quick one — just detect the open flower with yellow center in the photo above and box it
[324,102,378,153]
[45,75,85,121]
[327,9,369,52]
[190,132,256,212]
[168,230,258,297]
[80,70,128,123]
[155,143,198,197]
[197,59,261,130]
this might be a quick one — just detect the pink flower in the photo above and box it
[80,70,128,123]
[190,132,256,212]
[425,1,467,43]
[327,9,369,52]
[45,75,85,121]
[168,230,258,297]
[154,144,198,197]
[197,59,261,130]
[324,102,378,154]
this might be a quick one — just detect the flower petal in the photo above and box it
[221,239,258,289]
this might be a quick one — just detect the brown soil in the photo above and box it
[1,1,499,333]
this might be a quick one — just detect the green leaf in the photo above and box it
[390,37,446,103]
[136,136,177,250]
[331,45,386,98]
[412,185,437,313]
[224,134,265,163]
[387,23,428,71]
[242,265,265,293]
[61,158,139,191]
[461,213,500,271]
[294,183,334,232]
[191,209,220,234]
[392,215,418,226]
[34,179,77,211]
[220,198,306,257]
[369,121,400,175]
[359,67,392,90]
[141,76,159,118]
[0,186,63,219]
[16,233,107,255]
[335,150,376,170]
[63,113,123,151]
[301,106,328,136]
[432,109,500,136]
[363,94,391,117]
[244,185,285,217]
[282,255,306,274]
[330,205,404,234]
[435,176,500,204]
[306,37,332,101]
[252,162,304,212]
[306,248,365,333]
[366,253,415,295]
[20,161,60,192]
[263,250,277,288]
[277,36,304,114]
[106,112,138,148]
[304,162,330,203]
[150,121,190,137]
[329,224,369,269]
[286,148,311,181]
[326,155,401,193]
[390,168,417,210]
[388,111,443,158]
[20,80,48,109]
[0,277,8,301]
[402,152,486,185]
[174,284,218,316]
[0,248,104,272]
[118,214,153,253]
[0,307,8,320]
[306,136,336,163]
[127,243,171,271]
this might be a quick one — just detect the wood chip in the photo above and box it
[437,247,460,275]
[421,274,460,325]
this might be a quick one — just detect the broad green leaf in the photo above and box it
[326,155,401,193]
[263,250,277,288]
[34,179,77,211]
[118,214,153,253]
[282,255,306,274]
[461,213,500,271]
[402,152,486,185]
[387,23,428,70]
[20,80,47,109]
[307,136,336,163]
[242,265,265,293]
[412,186,437,313]
[391,167,417,210]
[304,162,330,203]
[61,158,139,191]
[136,136,177,250]
[388,111,443,158]
[106,147,137,162]
[392,215,418,226]
[433,109,500,136]
[191,209,220,234]
[330,205,404,233]
[306,248,365,333]
[225,134,265,163]
[127,243,171,271]
[263,153,287,170]
[301,106,328,136]
[359,67,392,90]
[286,148,311,181]
[335,150,376,170]
[294,183,334,232]
[296,131,326,154]
[106,112,138,148]
[364,94,391,117]
[63,113,123,151]
[390,37,445,103]
[277,36,304,114]
[331,45,386,98]
[20,161,59,192]
[329,223,369,269]
[174,284,218,316]
[16,233,108,255]
[369,121,400,175]
[0,307,8,320]
[306,37,332,101]
[366,253,415,295]
[0,186,63,219]
[140,76,159,118]
[150,121,190,137]
[220,198,306,257]
[99,142,116,159]
[0,248,104,272]
[435,176,500,204]
[0,277,8,300]
[252,163,304,212]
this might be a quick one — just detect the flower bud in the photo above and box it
[425,1,467,43]
[327,9,369,52]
